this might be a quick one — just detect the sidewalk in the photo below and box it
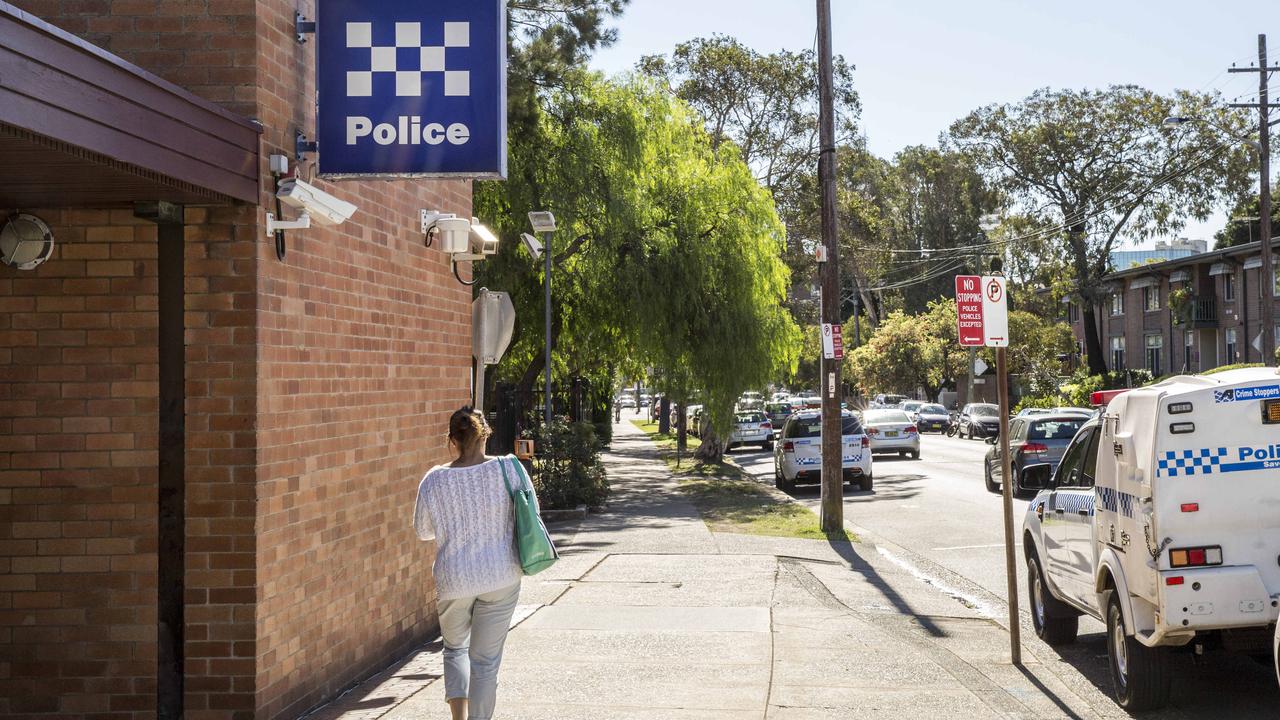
[304,420,1125,720]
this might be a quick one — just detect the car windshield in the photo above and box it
[921,404,947,414]
[901,402,922,411]
[1028,419,1084,440]
[765,404,791,414]
[864,410,911,424]
[736,413,765,423]
[970,405,998,417]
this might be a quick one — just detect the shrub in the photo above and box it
[1204,362,1264,375]
[1013,395,1058,414]
[526,420,609,510]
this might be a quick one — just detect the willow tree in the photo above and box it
[475,73,799,458]
[949,86,1253,374]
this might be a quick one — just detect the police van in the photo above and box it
[1020,368,1280,710]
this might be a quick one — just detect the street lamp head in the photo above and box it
[520,232,543,260]
[1162,116,1193,126]
[528,211,556,233]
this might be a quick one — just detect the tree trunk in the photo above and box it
[676,403,687,453]
[1081,301,1108,376]
[659,396,671,434]
[695,431,726,462]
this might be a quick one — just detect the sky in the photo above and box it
[591,0,1277,246]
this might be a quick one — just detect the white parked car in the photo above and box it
[1021,368,1280,711]
[773,410,872,492]
[728,411,773,451]
[861,409,920,459]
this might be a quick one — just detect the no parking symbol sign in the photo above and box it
[955,275,1007,348]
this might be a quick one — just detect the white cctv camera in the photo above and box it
[520,232,543,260]
[420,210,470,253]
[470,218,499,256]
[277,178,358,226]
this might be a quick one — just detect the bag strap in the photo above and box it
[497,457,518,500]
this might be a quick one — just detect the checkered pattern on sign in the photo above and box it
[1214,389,1235,403]
[345,21,470,97]
[1157,448,1228,478]
[1055,492,1094,516]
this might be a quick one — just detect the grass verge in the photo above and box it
[630,420,853,542]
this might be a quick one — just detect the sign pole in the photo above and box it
[996,345,1021,665]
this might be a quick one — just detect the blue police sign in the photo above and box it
[316,0,506,178]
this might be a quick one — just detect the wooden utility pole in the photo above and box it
[816,0,843,532]
[1229,34,1278,366]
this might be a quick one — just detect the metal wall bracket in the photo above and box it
[295,11,316,43]
[295,129,317,161]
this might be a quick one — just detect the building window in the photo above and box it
[1226,328,1238,365]
[1184,332,1194,373]
[1144,285,1161,312]
[1110,292,1125,316]
[1111,336,1126,370]
[1067,302,1079,323]
[1145,334,1163,376]
[1224,273,1236,302]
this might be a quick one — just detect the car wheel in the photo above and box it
[858,472,872,492]
[984,462,999,493]
[909,450,920,460]
[763,441,774,451]
[1105,589,1171,711]
[899,450,908,458]
[1028,555,1078,645]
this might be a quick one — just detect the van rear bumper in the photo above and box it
[1157,566,1277,635]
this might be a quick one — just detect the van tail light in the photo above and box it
[1180,503,1199,513]
[1166,576,1184,586]
[761,422,772,429]
[783,442,794,453]
[861,436,870,449]
[1023,442,1048,454]
[1169,545,1222,568]
[905,426,917,434]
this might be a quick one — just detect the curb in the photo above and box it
[540,504,588,522]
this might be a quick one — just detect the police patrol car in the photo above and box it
[1020,368,1280,711]
[773,410,872,492]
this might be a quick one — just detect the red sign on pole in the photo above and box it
[955,275,984,346]
[822,323,844,359]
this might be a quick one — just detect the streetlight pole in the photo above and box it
[528,212,557,427]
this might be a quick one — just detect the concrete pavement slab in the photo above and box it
[500,628,772,665]
[519,604,771,633]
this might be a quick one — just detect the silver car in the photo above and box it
[982,414,1087,494]
[861,409,921,459]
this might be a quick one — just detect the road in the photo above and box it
[724,428,1280,718]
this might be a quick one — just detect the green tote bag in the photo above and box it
[499,456,559,575]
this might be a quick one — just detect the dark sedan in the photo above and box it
[912,403,951,433]
[982,415,1086,494]
[958,402,1000,439]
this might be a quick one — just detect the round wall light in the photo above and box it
[0,213,54,270]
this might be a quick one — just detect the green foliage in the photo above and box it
[1013,394,1060,415]
[950,86,1255,374]
[1204,362,1264,375]
[1214,188,1279,249]
[476,73,799,452]
[1167,287,1193,325]
[528,420,609,510]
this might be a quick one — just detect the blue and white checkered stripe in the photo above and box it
[1157,448,1228,478]
[1095,487,1137,518]
[1055,492,1095,516]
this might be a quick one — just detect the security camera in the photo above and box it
[421,210,471,253]
[520,232,543,260]
[470,218,499,256]
[277,178,358,226]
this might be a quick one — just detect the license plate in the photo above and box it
[885,431,899,438]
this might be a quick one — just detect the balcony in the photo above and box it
[1182,297,1218,328]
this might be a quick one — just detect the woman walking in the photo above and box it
[413,408,523,720]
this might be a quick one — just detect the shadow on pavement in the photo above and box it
[821,537,947,638]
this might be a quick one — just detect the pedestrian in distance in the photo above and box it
[413,407,523,720]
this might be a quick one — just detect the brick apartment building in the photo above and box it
[1,2,474,718]
[1065,236,1280,376]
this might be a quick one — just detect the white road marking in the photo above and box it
[875,546,1001,619]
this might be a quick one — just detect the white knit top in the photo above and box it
[413,457,522,601]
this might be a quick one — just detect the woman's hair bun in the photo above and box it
[448,406,491,448]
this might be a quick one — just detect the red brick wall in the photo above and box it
[0,206,260,720]
[251,2,473,718]
[0,210,161,718]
